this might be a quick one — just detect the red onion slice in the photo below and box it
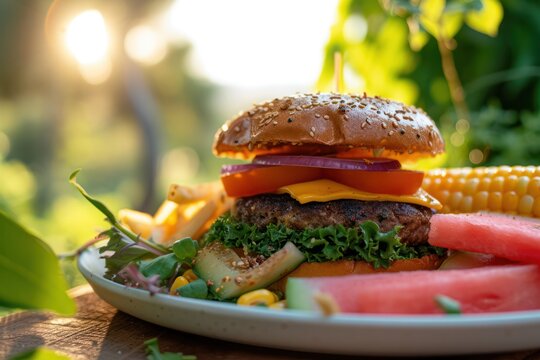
[221,164,266,175]
[252,155,401,171]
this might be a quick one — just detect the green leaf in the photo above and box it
[69,169,116,224]
[0,210,76,315]
[9,347,71,360]
[144,337,197,360]
[139,254,178,284]
[71,169,166,255]
[99,229,154,279]
[172,238,199,263]
[204,214,446,268]
[465,0,503,37]
[177,279,208,299]
[435,294,462,314]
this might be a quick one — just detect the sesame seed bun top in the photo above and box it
[213,93,445,162]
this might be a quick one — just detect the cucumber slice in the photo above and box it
[193,241,305,299]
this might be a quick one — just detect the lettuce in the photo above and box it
[204,214,445,268]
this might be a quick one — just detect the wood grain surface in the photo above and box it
[1,285,540,360]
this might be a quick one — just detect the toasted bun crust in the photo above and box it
[269,254,444,293]
[214,93,445,162]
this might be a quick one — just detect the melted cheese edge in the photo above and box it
[277,179,442,210]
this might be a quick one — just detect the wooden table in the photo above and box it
[1,286,539,360]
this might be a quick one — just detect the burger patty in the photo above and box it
[232,194,434,246]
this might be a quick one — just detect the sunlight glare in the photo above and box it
[163,0,338,87]
[65,10,109,65]
[125,25,168,66]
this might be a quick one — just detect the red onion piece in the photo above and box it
[221,163,266,175]
[252,155,401,171]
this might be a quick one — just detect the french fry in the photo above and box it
[168,199,218,245]
[152,200,180,244]
[168,182,223,205]
[118,209,154,239]
[193,191,234,240]
[156,181,233,246]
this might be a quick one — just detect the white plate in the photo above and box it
[78,249,540,356]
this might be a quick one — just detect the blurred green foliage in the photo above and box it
[319,0,540,167]
[0,1,222,287]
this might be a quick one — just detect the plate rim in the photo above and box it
[77,248,540,328]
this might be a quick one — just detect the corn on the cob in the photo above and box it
[422,166,540,217]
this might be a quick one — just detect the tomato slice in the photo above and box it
[325,168,424,196]
[221,166,423,197]
[221,166,322,197]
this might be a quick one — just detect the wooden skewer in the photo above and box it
[334,52,344,93]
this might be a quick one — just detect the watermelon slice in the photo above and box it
[429,213,540,264]
[286,265,540,314]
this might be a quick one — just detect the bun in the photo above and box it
[269,254,444,293]
[213,93,444,162]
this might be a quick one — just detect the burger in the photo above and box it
[197,93,446,297]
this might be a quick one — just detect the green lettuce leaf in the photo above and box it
[204,214,445,268]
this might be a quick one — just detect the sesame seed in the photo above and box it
[315,114,321,118]
[388,131,394,136]
[288,118,293,123]
[323,115,330,120]
[296,106,302,111]
[309,131,315,137]
[361,122,367,129]
[366,118,372,125]
[311,126,316,132]
[382,123,388,129]
[392,121,398,129]
[344,115,349,120]
[234,126,241,132]
[273,121,278,125]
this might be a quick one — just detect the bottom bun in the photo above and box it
[270,254,444,293]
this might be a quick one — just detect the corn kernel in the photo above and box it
[464,178,480,195]
[534,197,540,217]
[441,177,454,190]
[528,177,540,197]
[504,175,518,192]
[452,178,466,191]
[237,289,278,307]
[449,192,463,209]
[269,300,287,310]
[525,166,537,177]
[460,196,473,212]
[518,195,534,215]
[472,191,489,212]
[170,276,189,295]
[437,190,450,204]
[488,192,503,211]
[511,166,525,175]
[490,176,505,192]
[478,177,491,191]
[183,269,198,282]
[516,176,530,196]
[498,165,513,175]
[502,191,518,212]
